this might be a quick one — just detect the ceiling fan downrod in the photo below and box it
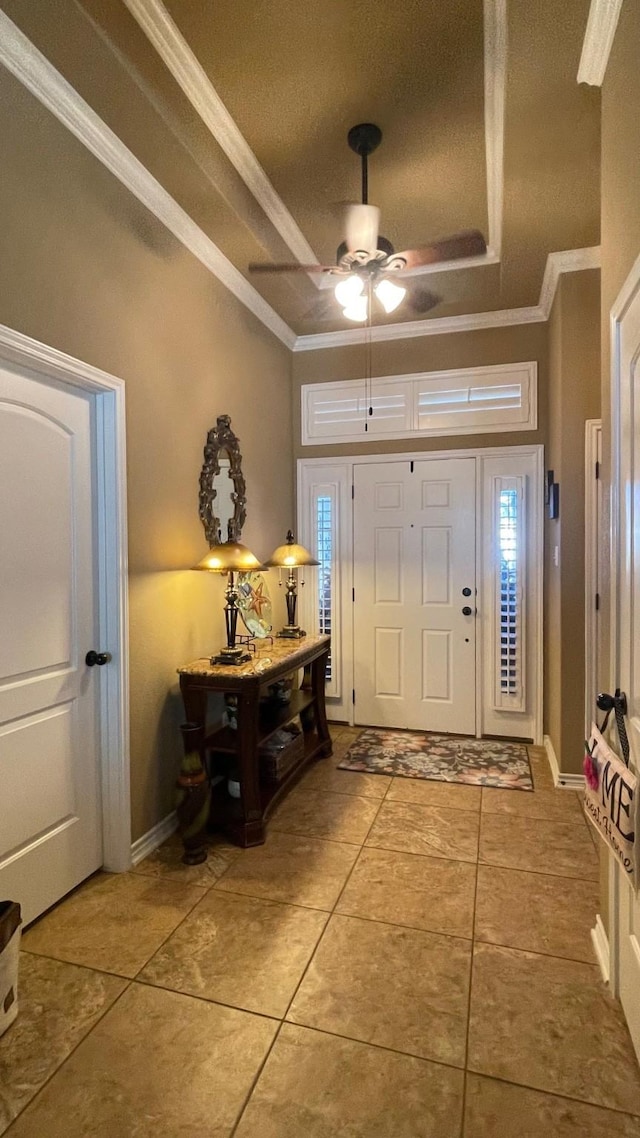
[347,123,382,206]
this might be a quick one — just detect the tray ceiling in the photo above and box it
[3,0,600,341]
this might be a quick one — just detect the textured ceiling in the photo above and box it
[5,0,601,337]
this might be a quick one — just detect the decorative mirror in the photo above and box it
[199,415,247,545]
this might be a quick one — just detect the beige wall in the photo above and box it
[292,322,549,459]
[0,70,292,840]
[544,270,601,773]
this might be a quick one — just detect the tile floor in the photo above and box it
[2,728,640,1136]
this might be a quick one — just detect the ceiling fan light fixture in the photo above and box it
[334,274,364,306]
[374,278,407,314]
[342,296,368,322]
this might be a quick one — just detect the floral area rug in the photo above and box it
[338,729,533,791]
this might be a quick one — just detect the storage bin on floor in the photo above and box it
[0,900,22,1037]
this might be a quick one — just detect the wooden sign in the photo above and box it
[583,724,636,882]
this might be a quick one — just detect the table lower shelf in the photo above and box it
[208,728,330,846]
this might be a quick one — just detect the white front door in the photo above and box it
[0,365,102,925]
[353,457,476,733]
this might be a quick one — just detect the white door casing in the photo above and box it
[585,420,602,741]
[609,255,640,1057]
[298,446,543,741]
[0,325,130,924]
[353,457,477,733]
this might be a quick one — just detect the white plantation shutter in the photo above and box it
[493,476,526,711]
[316,494,333,684]
[302,363,536,444]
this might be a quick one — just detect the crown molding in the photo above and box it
[539,246,601,317]
[578,0,623,85]
[293,246,602,350]
[122,0,319,271]
[293,306,545,351]
[124,0,505,282]
[0,9,296,350]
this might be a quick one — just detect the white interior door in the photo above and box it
[611,262,640,1058]
[353,457,476,733]
[0,365,102,925]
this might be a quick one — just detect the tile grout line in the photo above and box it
[274,778,390,1024]
[229,760,390,1137]
[228,1019,286,1137]
[461,1067,640,1122]
[3,977,134,1133]
[459,789,483,1135]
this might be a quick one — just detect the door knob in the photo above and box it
[86,650,112,667]
[462,587,472,597]
[462,606,473,617]
[597,690,628,715]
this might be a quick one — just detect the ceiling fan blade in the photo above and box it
[248,262,337,273]
[344,203,380,255]
[394,229,487,271]
[404,286,442,314]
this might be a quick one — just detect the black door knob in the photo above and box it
[462,587,472,597]
[597,690,628,715]
[462,606,473,616]
[86,650,112,667]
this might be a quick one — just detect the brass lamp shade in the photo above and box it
[264,532,319,569]
[264,530,319,638]
[193,541,264,573]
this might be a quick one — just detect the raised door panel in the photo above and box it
[0,406,74,681]
[374,528,404,604]
[374,628,404,698]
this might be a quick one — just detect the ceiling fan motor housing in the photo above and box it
[336,234,395,267]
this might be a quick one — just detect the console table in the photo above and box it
[178,634,332,849]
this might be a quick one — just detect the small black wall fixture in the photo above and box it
[548,481,560,520]
[545,469,554,506]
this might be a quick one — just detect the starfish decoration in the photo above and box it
[247,578,270,619]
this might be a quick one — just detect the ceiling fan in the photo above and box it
[248,122,487,322]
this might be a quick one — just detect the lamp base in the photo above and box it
[276,626,306,639]
[210,646,252,666]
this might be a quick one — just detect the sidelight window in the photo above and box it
[316,495,333,682]
[494,476,526,711]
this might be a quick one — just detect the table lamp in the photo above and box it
[193,540,264,664]
[264,530,319,638]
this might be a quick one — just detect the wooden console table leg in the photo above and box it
[311,653,332,757]
[176,721,210,864]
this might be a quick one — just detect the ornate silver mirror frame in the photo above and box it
[198,415,247,545]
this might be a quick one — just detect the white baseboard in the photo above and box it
[543,734,584,789]
[130,811,178,866]
[591,914,610,984]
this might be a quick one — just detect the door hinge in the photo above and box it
[410,460,414,473]
[595,460,600,480]
[352,689,356,704]
[595,592,600,611]
[352,587,355,603]
[351,484,354,500]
